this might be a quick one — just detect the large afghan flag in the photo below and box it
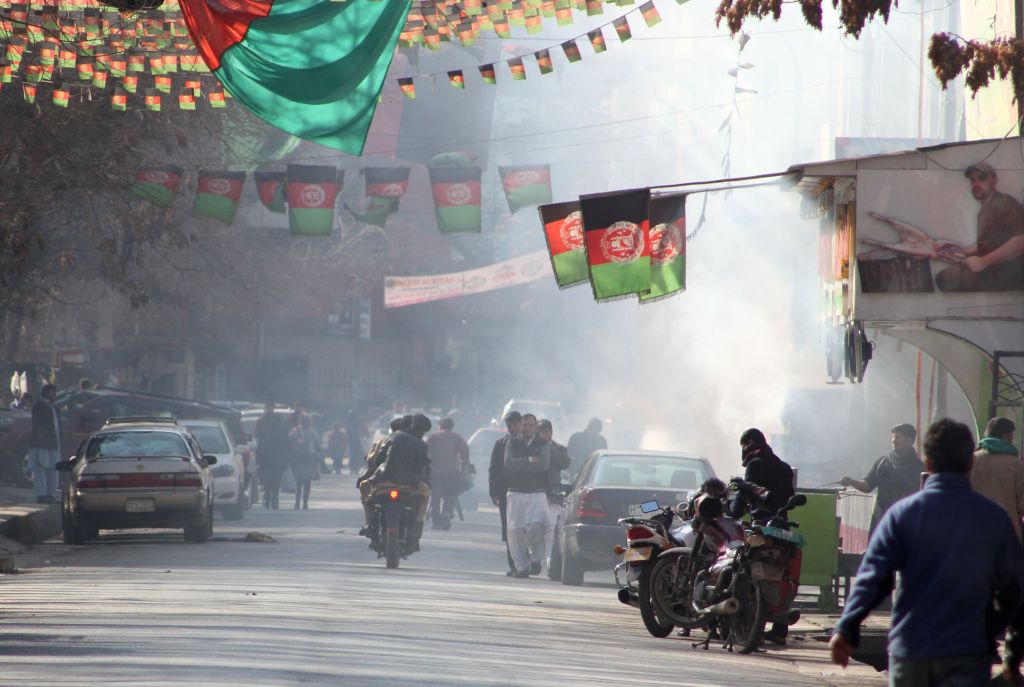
[500,164,553,214]
[192,170,246,225]
[177,0,410,154]
[641,194,686,302]
[131,166,184,208]
[580,188,651,301]
[539,200,587,288]
[429,166,482,234]
[255,171,286,213]
[364,166,410,202]
[286,164,340,235]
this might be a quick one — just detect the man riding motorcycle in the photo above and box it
[357,413,433,551]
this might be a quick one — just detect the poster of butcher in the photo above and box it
[856,162,1024,294]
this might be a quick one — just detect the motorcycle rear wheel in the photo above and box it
[638,562,674,637]
[385,529,400,569]
[729,575,765,654]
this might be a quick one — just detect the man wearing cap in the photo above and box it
[840,423,925,536]
[504,413,551,577]
[489,411,521,575]
[936,162,1024,292]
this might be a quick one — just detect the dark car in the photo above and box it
[550,450,716,586]
[0,388,245,488]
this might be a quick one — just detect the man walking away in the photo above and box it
[326,422,348,474]
[505,413,551,578]
[538,419,570,568]
[288,414,320,509]
[29,384,61,504]
[830,419,1024,686]
[427,417,469,530]
[840,423,925,536]
[490,411,521,575]
[255,403,288,510]
[567,418,607,478]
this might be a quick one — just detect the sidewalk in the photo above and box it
[0,483,60,569]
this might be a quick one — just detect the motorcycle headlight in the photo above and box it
[211,465,235,478]
[745,532,767,548]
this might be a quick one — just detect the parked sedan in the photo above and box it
[179,419,245,520]
[550,450,715,586]
[57,418,217,544]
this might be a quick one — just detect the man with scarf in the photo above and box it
[730,427,795,645]
[840,423,925,535]
[28,384,62,504]
[504,413,551,578]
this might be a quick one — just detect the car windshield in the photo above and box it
[184,425,230,454]
[54,391,98,417]
[86,431,190,460]
[589,454,709,490]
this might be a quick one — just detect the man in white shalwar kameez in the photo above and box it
[504,414,551,577]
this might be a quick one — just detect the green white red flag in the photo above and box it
[580,188,651,301]
[429,166,482,234]
[641,194,686,302]
[539,200,588,288]
[192,170,246,225]
[499,164,553,214]
[286,165,340,235]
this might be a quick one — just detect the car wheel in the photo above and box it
[183,507,213,543]
[547,530,563,581]
[61,509,86,545]
[560,537,585,586]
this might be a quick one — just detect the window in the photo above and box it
[86,431,190,459]
[184,425,230,454]
[589,454,709,489]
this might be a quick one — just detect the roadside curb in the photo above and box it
[0,503,60,552]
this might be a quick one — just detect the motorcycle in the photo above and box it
[613,499,696,637]
[369,486,418,569]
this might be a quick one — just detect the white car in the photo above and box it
[180,419,246,520]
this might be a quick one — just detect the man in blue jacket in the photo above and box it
[830,418,1024,685]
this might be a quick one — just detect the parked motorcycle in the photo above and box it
[613,499,696,637]
[369,486,419,569]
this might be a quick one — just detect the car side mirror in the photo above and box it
[787,494,808,509]
[56,460,74,472]
[203,455,218,466]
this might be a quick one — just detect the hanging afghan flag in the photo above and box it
[364,166,410,201]
[286,164,340,235]
[192,170,246,225]
[580,188,651,301]
[131,165,184,208]
[499,164,553,214]
[429,166,482,234]
[539,200,588,288]
[641,194,686,302]
[176,0,409,155]
[255,171,286,212]
[350,196,397,228]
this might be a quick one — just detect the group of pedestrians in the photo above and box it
[253,403,339,510]
[830,416,1024,686]
[488,411,595,578]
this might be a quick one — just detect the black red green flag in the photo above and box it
[350,196,398,228]
[429,166,482,234]
[499,164,553,214]
[539,200,587,288]
[286,165,341,235]
[192,170,246,225]
[641,194,686,302]
[364,166,410,202]
[580,188,651,301]
[255,171,286,213]
[131,165,184,208]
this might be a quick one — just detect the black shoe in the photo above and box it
[529,561,542,575]
[505,569,517,577]
[514,570,530,578]
[762,631,787,647]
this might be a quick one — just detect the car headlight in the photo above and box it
[211,465,235,478]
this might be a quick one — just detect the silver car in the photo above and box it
[180,419,245,520]
[58,418,216,544]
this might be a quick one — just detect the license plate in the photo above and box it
[623,547,652,563]
[126,498,156,513]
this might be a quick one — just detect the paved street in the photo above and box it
[0,475,884,686]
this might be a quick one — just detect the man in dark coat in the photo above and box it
[840,423,925,535]
[255,403,289,510]
[567,418,607,477]
[489,411,521,575]
[538,419,570,567]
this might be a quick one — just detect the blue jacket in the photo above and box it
[835,473,1023,659]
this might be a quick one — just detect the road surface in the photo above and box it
[0,475,884,686]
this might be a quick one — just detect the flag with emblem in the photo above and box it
[580,188,651,301]
[398,77,415,99]
[499,164,552,214]
[364,166,410,202]
[613,15,631,41]
[131,165,184,208]
[286,165,340,235]
[479,63,496,84]
[535,49,553,74]
[641,193,685,302]
[640,0,662,26]
[588,28,607,53]
[192,170,246,225]
[429,166,482,234]
[447,69,465,89]
[255,171,286,213]
[539,200,588,287]
[562,39,582,62]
